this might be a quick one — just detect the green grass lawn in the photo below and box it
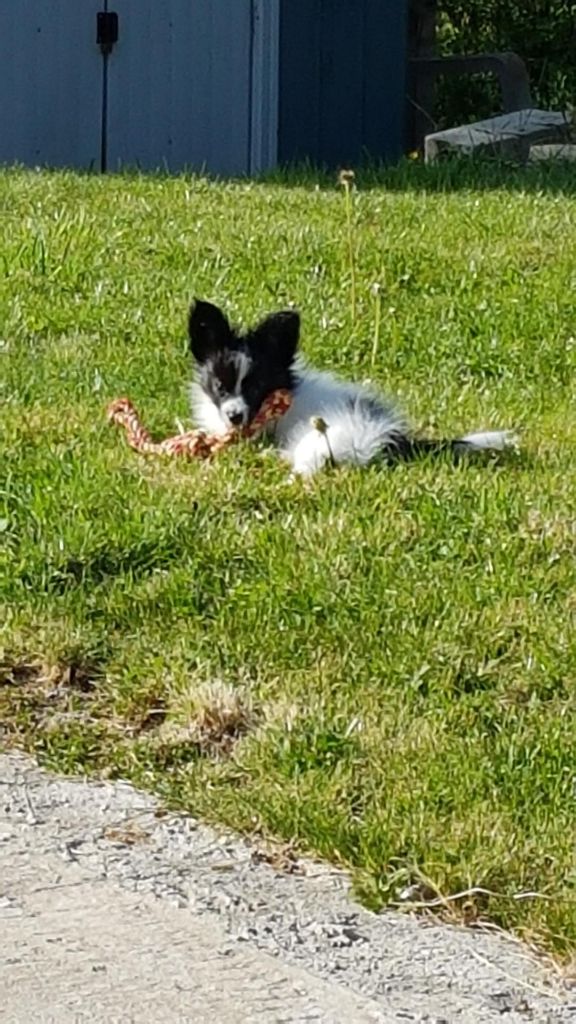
[2,161,576,956]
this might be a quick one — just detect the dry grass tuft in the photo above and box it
[0,656,101,742]
[153,680,256,759]
[0,657,99,694]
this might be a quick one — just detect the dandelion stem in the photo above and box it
[311,416,335,468]
[339,169,357,324]
[370,283,381,369]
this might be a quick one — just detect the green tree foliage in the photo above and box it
[436,1,576,126]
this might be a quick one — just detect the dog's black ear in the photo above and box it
[188,300,233,361]
[251,311,300,364]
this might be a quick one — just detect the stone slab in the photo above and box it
[425,109,572,163]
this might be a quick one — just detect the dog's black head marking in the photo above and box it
[188,299,299,428]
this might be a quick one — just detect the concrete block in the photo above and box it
[425,109,572,163]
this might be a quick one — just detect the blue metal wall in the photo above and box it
[107,0,253,174]
[0,1,255,175]
[278,0,408,167]
[0,1,408,174]
[0,1,102,169]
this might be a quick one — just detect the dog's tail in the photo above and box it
[388,429,517,463]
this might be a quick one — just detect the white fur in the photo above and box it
[272,367,407,477]
[190,362,515,478]
[220,394,250,426]
[190,380,230,435]
[458,430,517,451]
[190,351,252,432]
[191,363,407,476]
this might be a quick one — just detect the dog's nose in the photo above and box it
[228,410,245,427]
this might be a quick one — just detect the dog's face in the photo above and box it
[188,300,299,429]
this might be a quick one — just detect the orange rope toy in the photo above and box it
[107,389,292,460]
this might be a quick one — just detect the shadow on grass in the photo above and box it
[136,152,576,197]
[10,152,576,197]
[259,155,576,196]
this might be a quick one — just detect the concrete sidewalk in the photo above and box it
[1,752,573,1023]
[2,846,382,1023]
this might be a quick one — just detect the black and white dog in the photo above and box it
[188,299,513,478]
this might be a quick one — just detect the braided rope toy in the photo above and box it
[107,389,292,460]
